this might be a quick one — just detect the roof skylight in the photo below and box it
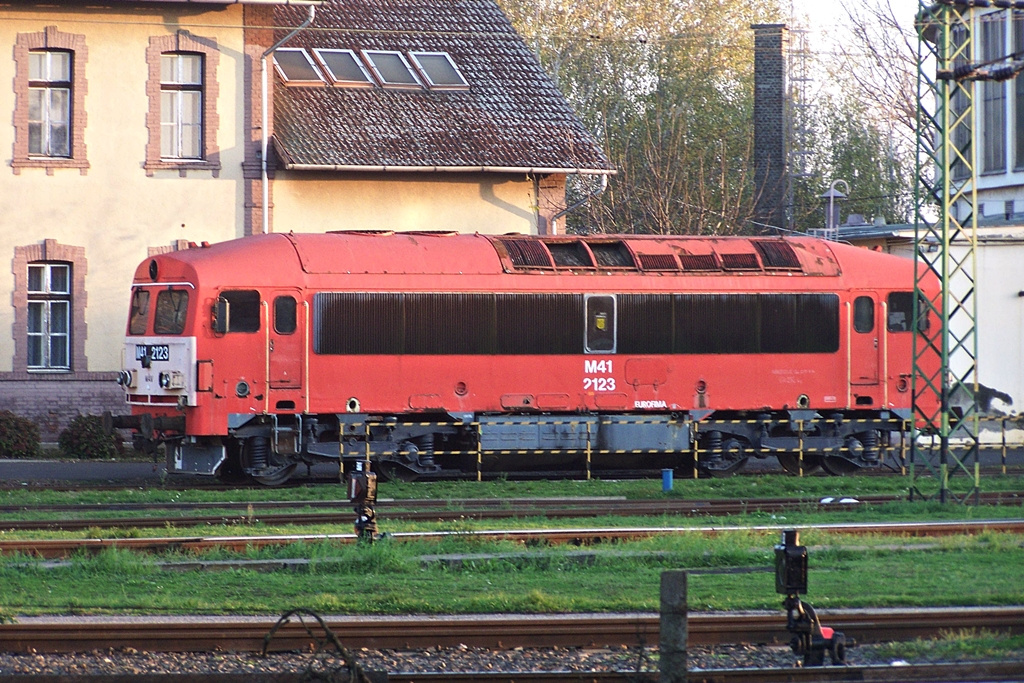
[274,48,324,84]
[410,52,468,88]
[362,50,422,88]
[314,49,374,87]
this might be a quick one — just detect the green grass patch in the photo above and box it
[0,530,1021,616]
[868,629,1024,663]
[1,475,1021,618]
[5,473,1024,508]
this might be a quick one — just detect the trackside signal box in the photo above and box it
[775,528,808,595]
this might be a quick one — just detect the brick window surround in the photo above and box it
[11,240,88,376]
[145,31,221,177]
[12,26,89,175]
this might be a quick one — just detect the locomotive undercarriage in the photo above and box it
[144,408,909,485]
[695,410,909,477]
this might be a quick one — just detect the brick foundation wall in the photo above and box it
[0,376,126,443]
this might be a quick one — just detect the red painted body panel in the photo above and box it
[121,232,940,438]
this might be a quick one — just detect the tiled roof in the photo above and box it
[271,0,613,174]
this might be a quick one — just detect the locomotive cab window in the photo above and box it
[887,292,913,332]
[853,296,874,333]
[585,294,616,353]
[153,289,189,335]
[129,289,150,335]
[274,296,297,334]
[217,290,261,333]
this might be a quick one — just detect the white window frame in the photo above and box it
[409,51,468,89]
[27,263,71,371]
[361,50,423,89]
[980,13,1007,174]
[161,53,204,160]
[28,49,71,158]
[273,48,325,84]
[1013,11,1024,169]
[313,48,375,87]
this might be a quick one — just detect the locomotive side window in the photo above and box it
[887,292,913,332]
[221,290,261,333]
[853,296,874,333]
[585,294,616,353]
[129,289,150,335]
[274,296,297,335]
[153,289,189,334]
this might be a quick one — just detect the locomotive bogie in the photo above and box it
[112,232,941,484]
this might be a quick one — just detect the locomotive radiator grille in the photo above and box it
[313,292,839,355]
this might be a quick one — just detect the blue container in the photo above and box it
[662,468,674,492]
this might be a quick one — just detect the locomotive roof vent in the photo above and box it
[547,241,594,268]
[753,240,803,270]
[495,236,639,272]
[719,252,761,271]
[678,253,720,271]
[497,238,553,269]
[589,241,636,268]
[637,253,680,271]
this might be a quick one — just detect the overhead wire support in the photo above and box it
[913,0,982,503]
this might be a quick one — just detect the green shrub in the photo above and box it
[0,410,40,459]
[58,414,124,460]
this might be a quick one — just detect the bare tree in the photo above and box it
[836,1,920,155]
[499,0,782,234]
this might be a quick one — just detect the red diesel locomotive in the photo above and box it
[112,231,940,484]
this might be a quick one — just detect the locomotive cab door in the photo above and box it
[849,294,880,386]
[267,290,305,394]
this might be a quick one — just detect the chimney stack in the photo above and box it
[751,23,789,233]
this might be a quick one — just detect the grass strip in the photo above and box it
[1,531,1021,616]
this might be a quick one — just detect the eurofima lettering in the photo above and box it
[634,400,668,409]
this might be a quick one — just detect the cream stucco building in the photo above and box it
[0,0,612,440]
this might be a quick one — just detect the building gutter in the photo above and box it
[279,163,617,175]
[162,1,322,4]
[260,5,316,234]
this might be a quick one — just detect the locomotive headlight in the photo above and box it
[236,380,251,398]
[116,370,136,388]
[158,371,186,390]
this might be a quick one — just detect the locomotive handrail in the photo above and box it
[131,281,196,289]
[883,300,890,408]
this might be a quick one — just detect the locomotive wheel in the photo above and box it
[376,460,420,483]
[700,438,748,478]
[820,437,865,476]
[777,453,823,475]
[253,463,298,486]
[705,457,748,478]
[820,455,860,476]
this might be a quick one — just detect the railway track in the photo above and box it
[3,607,1022,653]
[2,608,1023,682]
[1,519,1022,558]
[2,491,1022,532]
[1,665,1022,683]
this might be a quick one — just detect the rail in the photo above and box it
[2,607,1022,653]
[2,519,1022,559]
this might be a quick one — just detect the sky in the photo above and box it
[787,0,920,48]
